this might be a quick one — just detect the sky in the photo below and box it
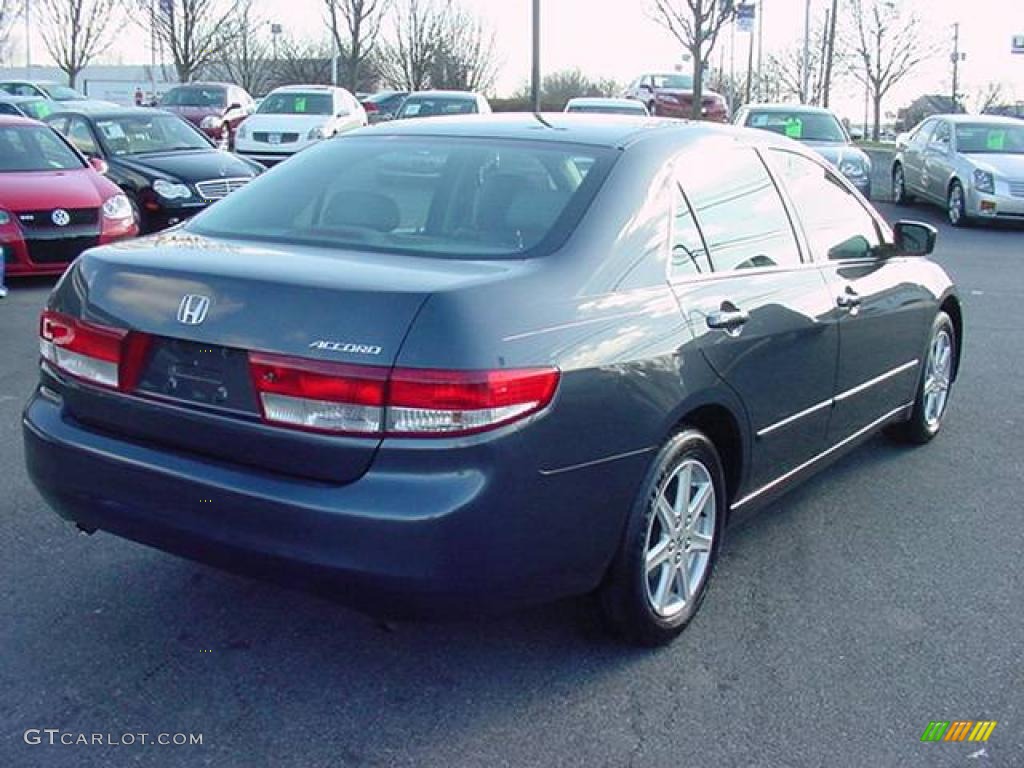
[7,0,1024,121]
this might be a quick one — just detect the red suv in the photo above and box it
[158,82,254,148]
[0,116,137,277]
[625,73,728,122]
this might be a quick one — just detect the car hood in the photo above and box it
[962,153,1024,178]
[240,114,332,133]
[112,149,260,183]
[803,141,870,167]
[0,168,112,211]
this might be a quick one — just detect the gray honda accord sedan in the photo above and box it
[24,114,961,645]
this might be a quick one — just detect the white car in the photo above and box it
[234,85,367,167]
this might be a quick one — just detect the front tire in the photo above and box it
[889,311,956,444]
[947,181,970,227]
[599,429,726,645]
[892,164,910,204]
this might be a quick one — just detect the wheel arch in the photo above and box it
[666,401,747,511]
[939,294,964,381]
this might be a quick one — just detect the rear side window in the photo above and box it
[682,148,800,271]
[188,136,616,259]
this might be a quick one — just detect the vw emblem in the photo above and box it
[51,209,71,227]
[177,294,211,326]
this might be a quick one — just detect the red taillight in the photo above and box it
[363,101,378,113]
[247,351,559,437]
[39,310,150,391]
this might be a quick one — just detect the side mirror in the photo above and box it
[226,102,242,113]
[892,220,937,257]
[88,156,108,175]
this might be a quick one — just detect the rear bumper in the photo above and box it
[23,386,645,617]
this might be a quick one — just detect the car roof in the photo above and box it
[566,97,641,106]
[45,104,160,119]
[741,103,837,115]
[931,113,1023,126]
[165,81,233,89]
[365,112,786,151]
[404,91,482,99]
[270,84,343,93]
[0,114,41,127]
[0,79,60,86]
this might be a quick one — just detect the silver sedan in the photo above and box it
[892,114,1024,227]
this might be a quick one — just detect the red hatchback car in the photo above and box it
[0,116,137,277]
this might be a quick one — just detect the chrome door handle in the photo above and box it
[836,289,862,309]
[706,308,750,330]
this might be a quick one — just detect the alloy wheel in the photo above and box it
[643,459,716,618]
[923,328,953,429]
[892,166,905,203]
[948,183,964,226]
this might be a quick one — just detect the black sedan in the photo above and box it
[44,107,262,233]
[23,115,961,645]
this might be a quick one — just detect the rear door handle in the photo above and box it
[706,308,750,331]
[836,288,862,309]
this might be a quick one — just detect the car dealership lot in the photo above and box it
[1,205,1022,766]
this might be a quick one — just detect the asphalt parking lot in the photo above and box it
[2,198,1022,767]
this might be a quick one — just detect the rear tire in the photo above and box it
[599,429,726,645]
[887,311,956,444]
[891,163,911,204]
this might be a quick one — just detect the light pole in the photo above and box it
[271,23,282,62]
[950,23,965,112]
[24,0,31,77]
[800,0,811,102]
[531,0,541,112]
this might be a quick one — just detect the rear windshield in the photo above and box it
[258,93,333,115]
[187,136,616,259]
[746,111,847,142]
[161,86,226,108]
[397,97,477,118]
[18,99,55,120]
[0,125,83,172]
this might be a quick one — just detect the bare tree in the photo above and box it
[135,0,242,82]
[209,0,274,95]
[38,0,120,88]
[273,36,334,86]
[376,0,449,91]
[973,82,1005,115]
[0,0,18,66]
[766,18,837,105]
[649,0,736,119]
[847,0,931,141]
[429,3,499,92]
[325,0,389,92]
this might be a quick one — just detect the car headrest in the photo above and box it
[474,173,532,231]
[322,190,400,233]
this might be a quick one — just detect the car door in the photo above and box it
[767,148,934,443]
[901,119,934,196]
[669,145,839,493]
[922,120,953,202]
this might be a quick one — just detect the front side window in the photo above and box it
[682,148,801,271]
[188,136,615,259]
[67,118,98,156]
[0,125,84,172]
[769,149,881,261]
[930,121,951,148]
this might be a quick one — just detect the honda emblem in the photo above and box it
[177,294,211,325]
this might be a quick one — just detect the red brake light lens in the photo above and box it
[39,310,150,390]
[247,351,559,437]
